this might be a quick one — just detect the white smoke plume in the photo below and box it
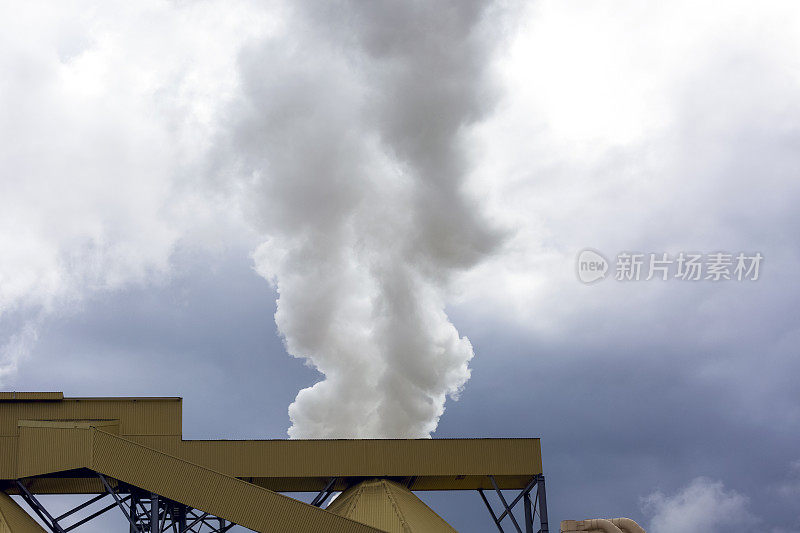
[224,1,507,437]
[0,0,508,439]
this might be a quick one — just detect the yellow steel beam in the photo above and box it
[14,424,379,533]
[0,394,542,492]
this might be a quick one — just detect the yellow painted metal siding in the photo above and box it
[11,424,379,532]
[0,491,47,533]
[383,480,457,532]
[327,479,456,533]
[132,438,542,483]
[0,392,62,401]
[2,478,106,496]
[17,420,119,433]
[0,395,542,492]
[0,438,16,480]
[85,429,382,532]
[16,426,93,478]
[0,398,181,437]
[122,436,541,491]
[328,481,407,533]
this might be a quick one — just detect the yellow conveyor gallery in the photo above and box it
[0,393,549,532]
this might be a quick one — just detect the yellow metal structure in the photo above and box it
[327,479,456,533]
[14,424,376,532]
[0,492,46,533]
[0,393,544,532]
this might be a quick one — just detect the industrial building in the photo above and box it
[0,392,551,532]
[0,392,646,532]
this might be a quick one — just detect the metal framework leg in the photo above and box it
[15,480,67,533]
[15,474,240,533]
[98,474,143,533]
[16,479,133,533]
[478,489,506,533]
[536,476,549,533]
[478,474,549,533]
[130,493,139,533]
[150,493,160,532]
[524,492,533,533]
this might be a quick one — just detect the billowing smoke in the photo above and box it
[223,1,505,437]
[0,0,507,439]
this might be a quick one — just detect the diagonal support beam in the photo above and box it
[181,511,208,533]
[64,496,130,532]
[478,489,506,533]
[55,492,109,523]
[480,475,548,533]
[15,480,67,533]
[497,476,538,522]
[98,473,143,533]
[489,475,523,533]
[311,477,338,507]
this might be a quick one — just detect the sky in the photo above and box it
[2,1,800,532]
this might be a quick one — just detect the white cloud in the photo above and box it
[0,0,270,376]
[643,477,760,533]
[1,0,799,453]
[1,0,508,439]
[454,0,800,349]
[775,460,800,500]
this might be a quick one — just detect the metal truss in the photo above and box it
[15,475,236,533]
[478,474,549,533]
[310,477,338,507]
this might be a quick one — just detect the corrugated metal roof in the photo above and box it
[327,479,456,532]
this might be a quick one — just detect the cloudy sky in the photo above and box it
[2,1,800,532]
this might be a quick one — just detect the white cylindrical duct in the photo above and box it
[561,517,646,533]
[611,517,647,533]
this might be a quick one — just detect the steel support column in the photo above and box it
[478,474,549,533]
[536,475,549,533]
[524,492,533,533]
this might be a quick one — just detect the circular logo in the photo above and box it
[576,249,608,284]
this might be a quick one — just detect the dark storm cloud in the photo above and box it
[2,1,800,532]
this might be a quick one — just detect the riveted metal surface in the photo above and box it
[0,491,47,532]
